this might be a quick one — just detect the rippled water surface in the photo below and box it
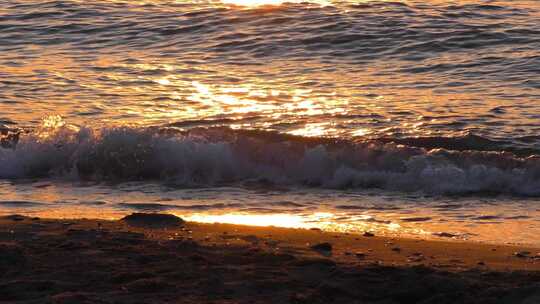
[2,0,539,141]
[1,0,540,245]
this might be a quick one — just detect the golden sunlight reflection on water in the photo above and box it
[181,212,408,235]
[222,0,286,5]
[221,0,331,6]
[0,179,538,245]
[1,47,526,141]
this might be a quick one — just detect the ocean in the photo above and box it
[1,0,540,245]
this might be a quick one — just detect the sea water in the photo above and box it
[1,0,540,245]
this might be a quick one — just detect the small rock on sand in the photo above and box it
[363,232,374,237]
[240,235,259,244]
[433,232,457,238]
[401,217,432,222]
[408,256,425,263]
[121,213,184,229]
[407,253,426,262]
[311,242,332,252]
[124,278,173,293]
[514,251,531,258]
[355,252,366,259]
[5,214,26,221]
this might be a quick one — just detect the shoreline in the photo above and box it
[3,209,540,250]
[1,213,540,303]
[4,205,540,249]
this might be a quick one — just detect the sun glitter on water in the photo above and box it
[222,0,330,7]
[223,0,284,5]
[179,212,405,235]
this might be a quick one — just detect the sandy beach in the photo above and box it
[1,213,540,303]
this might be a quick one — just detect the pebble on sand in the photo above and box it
[311,242,332,252]
[6,214,26,221]
[514,251,531,258]
[433,232,457,238]
[363,232,374,237]
[355,252,367,259]
[121,213,184,229]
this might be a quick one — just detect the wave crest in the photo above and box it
[2,118,540,196]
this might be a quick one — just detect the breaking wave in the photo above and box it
[2,117,540,197]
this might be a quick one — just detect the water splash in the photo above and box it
[2,118,540,196]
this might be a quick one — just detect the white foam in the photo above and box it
[2,118,540,196]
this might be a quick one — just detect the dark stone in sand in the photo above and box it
[121,213,184,228]
[57,241,90,250]
[514,251,531,258]
[311,242,332,252]
[240,235,260,244]
[408,254,426,263]
[124,278,174,293]
[355,252,366,259]
[401,217,432,222]
[433,232,457,238]
[5,214,26,221]
[474,215,500,220]
[363,232,374,237]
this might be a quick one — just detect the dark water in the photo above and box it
[1,0,540,244]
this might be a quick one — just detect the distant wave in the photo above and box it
[2,118,540,197]
[2,0,538,67]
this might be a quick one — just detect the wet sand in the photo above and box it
[1,213,540,303]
